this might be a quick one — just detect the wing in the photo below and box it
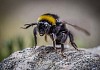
[62,21,90,36]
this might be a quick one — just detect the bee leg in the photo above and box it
[51,33,57,52]
[69,31,78,50]
[61,44,66,57]
[21,23,37,29]
[60,33,68,57]
[33,27,37,49]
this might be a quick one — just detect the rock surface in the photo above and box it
[0,45,100,70]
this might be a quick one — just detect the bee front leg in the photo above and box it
[21,23,37,29]
[51,33,56,51]
[33,27,37,49]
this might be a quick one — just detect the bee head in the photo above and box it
[37,21,51,36]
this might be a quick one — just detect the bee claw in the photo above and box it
[61,52,66,58]
[54,47,57,53]
[33,47,36,50]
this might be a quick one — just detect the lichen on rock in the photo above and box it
[0,45,100,70]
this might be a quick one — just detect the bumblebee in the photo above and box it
[21,13,90,56]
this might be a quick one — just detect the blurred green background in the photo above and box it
[0,0,100,62]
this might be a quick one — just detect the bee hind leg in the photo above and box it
[69,31,78,51]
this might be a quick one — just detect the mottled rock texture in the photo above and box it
[0,46,100,70]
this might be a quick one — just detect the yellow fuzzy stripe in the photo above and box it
[38,15,56,25]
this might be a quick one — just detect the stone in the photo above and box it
[0,45,100,70]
